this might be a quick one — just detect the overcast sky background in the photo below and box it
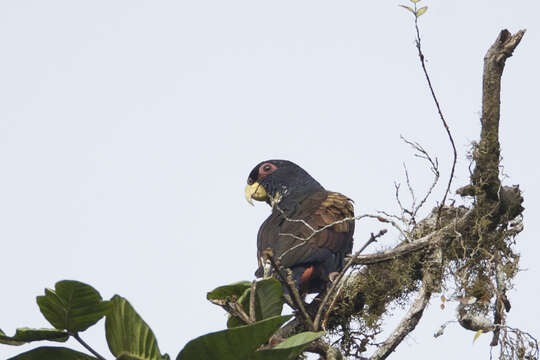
[1,1,538,359]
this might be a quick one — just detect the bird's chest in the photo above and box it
[257,201,319,254]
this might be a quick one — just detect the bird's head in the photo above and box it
[244,160,323,207]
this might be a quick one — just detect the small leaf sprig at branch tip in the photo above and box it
[399,0,427,18]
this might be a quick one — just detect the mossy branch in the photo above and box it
[473,29,525,206]
[313,29,527,359]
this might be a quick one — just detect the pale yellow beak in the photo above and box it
[244,182,268,206]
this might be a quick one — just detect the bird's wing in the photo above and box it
[256,191,354,275]
[308,191,355,253]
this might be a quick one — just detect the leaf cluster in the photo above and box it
[399,0,428,18]
[2,279,323,360]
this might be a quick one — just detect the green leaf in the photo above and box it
[7,346,98,360]
[207,281,251,305]
[273,331,326,349]
[416,6,428,16]
[227,279,284,328]
[105,295,167,360]
[250,331,326,360]
[0,328,68,345]
[177,315,292,360]
[398,4,415,14]
[36,280,111,332]
[253,279,284,321]
[409,0,421,3]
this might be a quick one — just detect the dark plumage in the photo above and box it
[245,160,354,294]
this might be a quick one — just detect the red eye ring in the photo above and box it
[259,162,276,175]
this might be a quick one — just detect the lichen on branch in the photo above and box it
[312,29,528,360]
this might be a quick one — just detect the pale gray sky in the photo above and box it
[1,1,538,359]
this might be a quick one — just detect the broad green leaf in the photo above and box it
[227,279,284,328]
[8,346,98,360]
[250,331,325,360]
[105,295,167,360]
[207,281,251,305]
[473,329,484,343]
[36,280,111,332]
[416,6,428,16]
[398,4,415,14]
[273,331,326,349]
[253,279,284,321]
[0,328,68,345]
[177,315,292,360]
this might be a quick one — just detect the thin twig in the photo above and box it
[227,301,252,325]
[401,136,439,176]
[377,210,404,222]
[266,252,315,330]
[366,214,411,243]
[400,136,440,220]
[71,332,107,360]
[403,163,417,214]
[321,274,347,331]
[394,182,407,218]
[249,280,257,323]
[276,211,399,261]
[411,4,457,225]
[274,203,412,260]
[273,205,316,233]
[286,269,316,331]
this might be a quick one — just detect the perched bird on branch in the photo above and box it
[245,160,355,294]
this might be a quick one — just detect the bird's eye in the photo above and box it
[247,178,254,185]
[258,162,277,177]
